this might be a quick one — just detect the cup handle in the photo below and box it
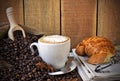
[30,42,38,53]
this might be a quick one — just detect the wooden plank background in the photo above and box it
[0,0,23,24]
[61,0,96,49]
[24,0,60,35]
[98,0,120,45]
[0,0,120,48]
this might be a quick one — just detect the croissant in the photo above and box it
[76,36,115,64]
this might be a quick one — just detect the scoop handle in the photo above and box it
[6,7,18,28]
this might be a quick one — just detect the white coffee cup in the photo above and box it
[30,35,70,69]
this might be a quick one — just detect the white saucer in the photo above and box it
[48,61,77,75]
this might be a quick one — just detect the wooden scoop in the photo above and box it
[6,7,26,41]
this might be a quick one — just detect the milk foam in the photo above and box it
[40,35,68,43]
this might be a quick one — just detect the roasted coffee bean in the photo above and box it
[0,31,82,81]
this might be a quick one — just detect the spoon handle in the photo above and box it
[61,56,74,72]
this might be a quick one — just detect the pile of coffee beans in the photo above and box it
[0,31,82,81]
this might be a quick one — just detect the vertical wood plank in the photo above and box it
[0,0,23,24]
[62,0,96,48]
[24,0,60,35]
[98,0,120,45]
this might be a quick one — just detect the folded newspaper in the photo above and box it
[72,48,120,81]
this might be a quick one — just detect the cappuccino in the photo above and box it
[39,35,69,44]
[30,35,70,69]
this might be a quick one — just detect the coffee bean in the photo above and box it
[21,76,25,80]
[0,31,82,81]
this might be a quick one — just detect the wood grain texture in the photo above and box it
[98,0,120,45]
[24,0,60,35]
[62,0,96,48]
[0,0,23,24]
